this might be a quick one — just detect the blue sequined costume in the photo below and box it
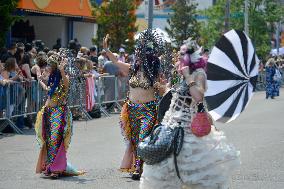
[265,66,277,98]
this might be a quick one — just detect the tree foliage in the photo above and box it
[165,0,200,47]
[0,0,19,47]
[92,0,137,52]
[199,0,283,59]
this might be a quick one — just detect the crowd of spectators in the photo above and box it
[0,39,129,131]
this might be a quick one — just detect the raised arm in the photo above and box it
[58,59,69,89]
[181,66,205,102]
[103,34,130,75]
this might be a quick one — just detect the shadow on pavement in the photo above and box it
[40,175,96,184]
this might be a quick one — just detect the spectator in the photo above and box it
[68,40,78,56]
[1,58,22,82]
[25,43,32,53]
[1,58,25,128]
[25,43,37,65]
[43,47,50,54]
[33,40,45,52]
[89,46,98,66]
[52,38,62,51]
[74,38,81,51]
[118,47,126,62]
[31,54,47,80]
[16,42,25,49]
[18,53,33,80]
[15,47,24,64]
[103,61,120,112]
[80,47,90,56]
[47,50,56,58]
[30,47,38,65]
[0,63,13,118]
[265,58,277,99]
[1,43,17,62]
[98,49,108,70]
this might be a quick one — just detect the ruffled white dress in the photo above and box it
[140,72,240,189]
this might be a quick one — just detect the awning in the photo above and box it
[17,0,95,20]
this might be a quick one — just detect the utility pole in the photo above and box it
[148,0,153,29]
[276,21,280,56]
[225,0,230,32]
[244,0,249,35]
[144,0,153,29]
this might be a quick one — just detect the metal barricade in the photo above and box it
[117,76,129,103]
[0,75,129,134]
[95,75,119,116]
[0,84,7,120]
[256,71,266,91]
[0,80,40,134]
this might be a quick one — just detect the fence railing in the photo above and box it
[0,75,128,134]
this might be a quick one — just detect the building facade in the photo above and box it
[136,0,214,32]
[10,0,97,48]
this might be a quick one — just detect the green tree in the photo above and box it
[199,0,284,59]
[0,0,19,47]
[92,0,137,52]
[165,0,200,46]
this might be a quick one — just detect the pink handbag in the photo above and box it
[191,112,211,137]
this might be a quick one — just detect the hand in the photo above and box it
[2,80,10,85]
[58,59,67,72]
[38,75,44,81]
[103,34,110,50]
[181,66,193,81]
[159,74,167,85]
[18,75,24,81]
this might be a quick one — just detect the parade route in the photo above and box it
[0,89,284,189]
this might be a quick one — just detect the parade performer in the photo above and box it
[265,58,278,99]
[140,40,240,189]
[103,30,166,180]
[35,53,84,178]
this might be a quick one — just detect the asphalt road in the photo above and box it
[0,89,283,189]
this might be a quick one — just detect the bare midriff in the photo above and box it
[45,97,67,108]
[128,87,156,103]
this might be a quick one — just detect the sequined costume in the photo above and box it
[140,69,240,189]
[128,100,158,150]
[265,66,278,98]
[35,78,83,176]
[119,69,159,174]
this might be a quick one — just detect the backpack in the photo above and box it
[88,106,101,118]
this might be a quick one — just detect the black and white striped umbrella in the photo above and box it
[205,29,259,123]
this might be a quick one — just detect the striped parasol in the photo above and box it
[205,29,259,123]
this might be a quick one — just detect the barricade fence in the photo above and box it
[255,69,284,91]
[0,72,282,134]
[0,75,128,134]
